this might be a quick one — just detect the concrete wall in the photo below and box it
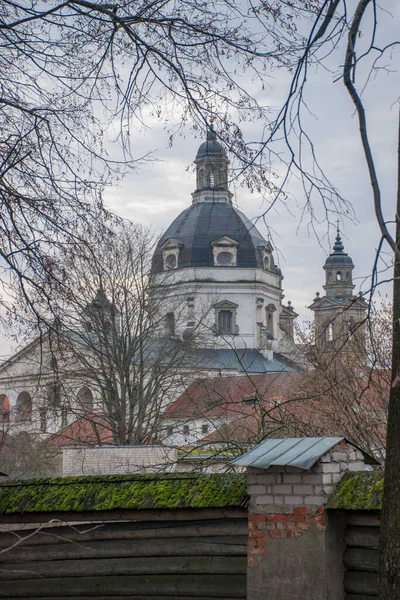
[247,440,365,600]
[63,445,177,476]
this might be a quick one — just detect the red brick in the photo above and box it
[249,514,267,522]
[256,537,267,547]
[315,524,327,532]
[317,507,326,515]
[296,522,310,532]
[294,507,311,515]
[270,530,288,538]
[249,530,265,539]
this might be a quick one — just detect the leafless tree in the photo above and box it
[0,0,316,331]
[44,221,209,446]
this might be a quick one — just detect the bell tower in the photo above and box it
[309,227,367,353]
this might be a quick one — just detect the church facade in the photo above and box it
[0,127,367,445]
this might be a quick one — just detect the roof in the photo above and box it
[195,127,227,161]
[324,233,354,268]
[151,202,281,273]
[327,471,383,510]
[231,436,377,470]
[0,473,248,515]
[49,416,114,447]
[163,373,298,420]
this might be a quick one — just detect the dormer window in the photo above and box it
[211,236,238,267]
[217,251,234,266]
[260,241,274,271]
[165,254,177,270]
[161,239,181,271]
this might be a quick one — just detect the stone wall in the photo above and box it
[62,445,177,476]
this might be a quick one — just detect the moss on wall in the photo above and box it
[327,471,383,510]
[0,473,248,515]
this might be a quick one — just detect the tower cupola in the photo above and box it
[192,123,233,205]
[323,228,354,299]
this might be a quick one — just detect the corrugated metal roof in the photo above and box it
[232,437,346,470]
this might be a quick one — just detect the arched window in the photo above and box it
[336,271,342,281]
[348,317,356,340]
[326,323,334,342]
[263,256,270,270]
[346,271,351,281]
[77,387,93,413]
[0,394,10,423]
[16,392,32,422]
[328,271,332,281]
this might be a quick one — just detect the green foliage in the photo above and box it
[327,471,384,511]
[0,473,248,514]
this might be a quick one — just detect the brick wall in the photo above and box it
[62,445,177,476]
[247,440,366,600]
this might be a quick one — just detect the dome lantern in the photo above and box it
[192,123,232,205]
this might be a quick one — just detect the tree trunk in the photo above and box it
[380,111,400,598]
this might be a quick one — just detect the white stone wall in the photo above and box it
[248,441,366,512]
[152,266,284,351]
[62,445,177,476]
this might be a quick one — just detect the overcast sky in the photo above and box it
[2,1,399,357]
[103,2,400,321]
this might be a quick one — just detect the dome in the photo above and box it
[324,233,354,268]
[195,126,227,162]
[152,202,280,274]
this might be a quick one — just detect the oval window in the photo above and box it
[217,252,233,265]
[165,254,177,269]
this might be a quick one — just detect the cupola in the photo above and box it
[192,123,233,205]
[323,229,354,299]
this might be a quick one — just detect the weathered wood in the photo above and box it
[344,526,380,549]
[0,555,246,580]
[0,597,244,600]
[0,519,248,548]
[344,547,379,572]
[346,513,381,528]
[0,507,247,525]
[345,595,379,600]
[344,571,379,595]
[1,536,247,563]
[0,574,247,597]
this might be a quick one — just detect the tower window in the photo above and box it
[326,323,334,341]
[218,310,233,333]
[336,271,342,281]
[263,256,270,270]
[328,271,332,281]
[217,251,234,265]
[346,271,351,281]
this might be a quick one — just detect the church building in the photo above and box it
[0,126,367,446]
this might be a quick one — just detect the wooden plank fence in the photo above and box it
[0,514,247,598]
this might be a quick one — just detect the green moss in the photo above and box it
[0,474,248,515]
[327,471,384,511]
